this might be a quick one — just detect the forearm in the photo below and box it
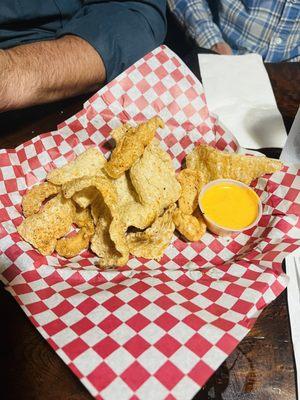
[0,35,105,112]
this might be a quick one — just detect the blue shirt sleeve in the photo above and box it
[57,1,167,82]
[168,0,223,49]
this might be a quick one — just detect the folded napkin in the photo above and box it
[198,54,287,149]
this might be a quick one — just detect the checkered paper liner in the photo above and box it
[1,46,300,400]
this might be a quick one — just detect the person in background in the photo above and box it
[168,0,300,61]
[0,1,166,112]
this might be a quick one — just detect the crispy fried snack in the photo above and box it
[90,194,102,224]
[55,208,95,258]
[126,205,176,260]
[72,187,98,209]
[73,207,95,233]
[55,228,91,259]
[186,144,282,184]
[104,116,164,179]
[91,197,129,268]
[177,169,206,215]
[62,172,106,199]
[108,126,168,228]
[110,123,131,143]
[173,208,206,242]
[114,173,157,229]
[103,213,129,268]
[47,147,106,185]
[18,193,75,255]
[63,175,129,267]
[91,200,117,266]
[22,182,60,218]
[130,139,181,214]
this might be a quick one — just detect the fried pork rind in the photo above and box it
[186,144,283,184]
[22,182,60,218]
[130,139,181,214]
[18,193,75,255]
[127,205,176,260]
[90,195,129,268]
[104,116,164,179]
[96,212,129,268]
[91,194,102,224]
[55,208,94,258]
[55,228,91,259]
[72,187,98,208]
[110,123,131,143]
[173,208,206,242]
[114,173,157,229]
[73,207,95,233]
[63,175,129,267]
[177,169,206,215]
[108,125,165,228]
[47,147,106,185]
[91,200,118,267]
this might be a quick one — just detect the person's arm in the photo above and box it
[168,0,231,53]
[0,35,105,112]
[0,1,166,113]
[55,1,166,82]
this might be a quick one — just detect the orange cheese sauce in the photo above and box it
[200,182,259,230]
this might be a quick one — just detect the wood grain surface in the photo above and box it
[0,60,299,400]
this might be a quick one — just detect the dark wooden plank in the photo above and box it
[194,291,296,400]
[0,94,90,149]
[265,62,300,132]
[0,284,93,400]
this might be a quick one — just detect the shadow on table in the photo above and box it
[193,361,231,400]
[192,342,257,399]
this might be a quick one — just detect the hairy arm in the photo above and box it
[0,35,105,112]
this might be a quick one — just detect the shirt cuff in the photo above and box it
[192,22,223,50]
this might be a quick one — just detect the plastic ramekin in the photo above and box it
[198,179,262,237]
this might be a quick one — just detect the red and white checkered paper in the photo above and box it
[1,46,300,400]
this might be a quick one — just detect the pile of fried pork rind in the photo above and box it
[18,117,283,268]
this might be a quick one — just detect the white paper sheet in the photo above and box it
[198,54,287,149]
[280,107,300,165]
[286,250,300,399]
[281,107,300,399]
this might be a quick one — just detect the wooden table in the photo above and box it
[1,61,299,400]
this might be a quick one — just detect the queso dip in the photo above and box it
[200,181,260,230]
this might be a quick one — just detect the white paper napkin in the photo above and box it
[198,54,287,149]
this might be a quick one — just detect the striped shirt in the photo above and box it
[168,0,300,62]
